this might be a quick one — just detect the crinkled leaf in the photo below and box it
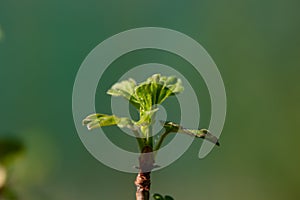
[135,83,154,111]
[135,74,184,110]
[107,78,140,108]
[83,114,119,130]
[117,117,138,131]
[82,113,137,131]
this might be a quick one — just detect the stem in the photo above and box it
[148,105,157,148]
[135,172,151,200]
[148,125,153,147]
[135,146,154,200]
[133,130,145,151]
[154,130,171,151]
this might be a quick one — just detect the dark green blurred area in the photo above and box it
[1,0,300,199]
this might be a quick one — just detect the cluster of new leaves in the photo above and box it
[107,74,183,127]
[107,74,183,110]
[82,74,219,150]
[83,74,183,138]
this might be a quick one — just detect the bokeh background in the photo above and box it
[1,0,300,199]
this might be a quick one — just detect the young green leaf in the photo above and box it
[161,121,220,146]
[107,78,140,108]
[135,74,184,109]
[82,113,137,131]
[185,128,220,146]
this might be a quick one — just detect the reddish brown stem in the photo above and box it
[135,171,151,200]
[135,146,154,200]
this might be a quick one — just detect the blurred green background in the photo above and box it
[1,0,300,199]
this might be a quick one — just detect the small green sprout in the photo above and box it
[82,74,219,200]
[83,74,219,150]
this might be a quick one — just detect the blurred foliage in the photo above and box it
[0,137,24,200]
[0,138,24,166]
[153,193,174,200]
[0,186,18,200]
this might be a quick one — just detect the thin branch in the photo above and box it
[154,130,171,151]
[154,121,220,152]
